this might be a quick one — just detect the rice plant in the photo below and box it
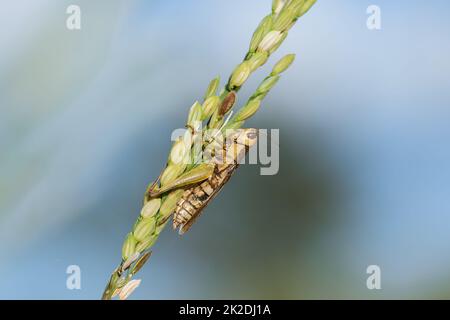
[102,0,317,300]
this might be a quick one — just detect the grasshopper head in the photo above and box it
[236,128,258,147]
[223,128,258,147]
[214,128,259,165]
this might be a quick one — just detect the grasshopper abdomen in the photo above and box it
[173,165,232,234]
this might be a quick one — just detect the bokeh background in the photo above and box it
[1,0,450,299]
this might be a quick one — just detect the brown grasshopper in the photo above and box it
[146,128,258,234]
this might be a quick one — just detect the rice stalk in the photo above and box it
[102,0,316,300]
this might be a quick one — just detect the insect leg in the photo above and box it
[146,163,216,198]
[144,170,164,201]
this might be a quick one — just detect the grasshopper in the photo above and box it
[146,128,258,234]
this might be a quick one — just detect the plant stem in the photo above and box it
[102,0,316,300]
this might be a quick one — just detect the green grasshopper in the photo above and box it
[145,128,258,234]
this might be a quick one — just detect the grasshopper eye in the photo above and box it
[246,130,258,140]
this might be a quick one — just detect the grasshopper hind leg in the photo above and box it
[145,163,216,199]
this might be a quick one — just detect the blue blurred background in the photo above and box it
[1,0,450,299]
